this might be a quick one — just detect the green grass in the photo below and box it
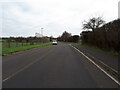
[76,42,119,57]
[67,41,119,57]
[2,42,52,55]
[65,42,82,45]
[1,40,7,42]
[82,44,119,57]
[0,43,2,55]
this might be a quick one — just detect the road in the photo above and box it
[2,42,119,88]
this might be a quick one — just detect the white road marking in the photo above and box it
[69,44,120,86]
[3,49,53,82]
[84,51,118,73]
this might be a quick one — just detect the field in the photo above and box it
[0,43,1,55]
[1,42,52,55]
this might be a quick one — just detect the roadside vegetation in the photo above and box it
[0,43,2,55]
[66,41,118,57]
[2,42,52,56]
[81,18,119,54]
[78,42,119,57]
[1,37,52,56]
[57,17,120,57]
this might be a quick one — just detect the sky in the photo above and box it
[0,0,119,38]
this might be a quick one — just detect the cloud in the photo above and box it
[0,0,119,37]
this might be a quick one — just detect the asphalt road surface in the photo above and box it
[2,42,119,88]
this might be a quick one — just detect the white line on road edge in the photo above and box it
[69,44,120,86]
[83,51,118,73]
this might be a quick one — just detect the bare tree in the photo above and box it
[82,17,105,32]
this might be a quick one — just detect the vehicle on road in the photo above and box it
[52,40,57,45]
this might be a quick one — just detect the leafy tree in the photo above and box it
[72,35,79,43]
[61,31,71,42]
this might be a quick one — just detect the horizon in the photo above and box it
[0,0,119,38]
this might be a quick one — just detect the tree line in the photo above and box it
[57,17,119,53]
[2,36,50,48]
[57,31,80,43]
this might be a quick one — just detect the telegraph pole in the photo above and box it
[41,28,44,37]
[41,28,44,43]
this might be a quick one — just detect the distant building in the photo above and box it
[35,33,43,38]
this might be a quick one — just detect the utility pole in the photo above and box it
[41,28,44,37]
[41,28,44,43]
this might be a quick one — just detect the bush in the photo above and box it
[81,19,120,53]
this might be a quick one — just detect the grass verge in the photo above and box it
[2,42,52,56]
[81,44,119,57]
[67,42,119,57]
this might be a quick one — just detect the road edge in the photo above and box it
[69,44,120,86]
